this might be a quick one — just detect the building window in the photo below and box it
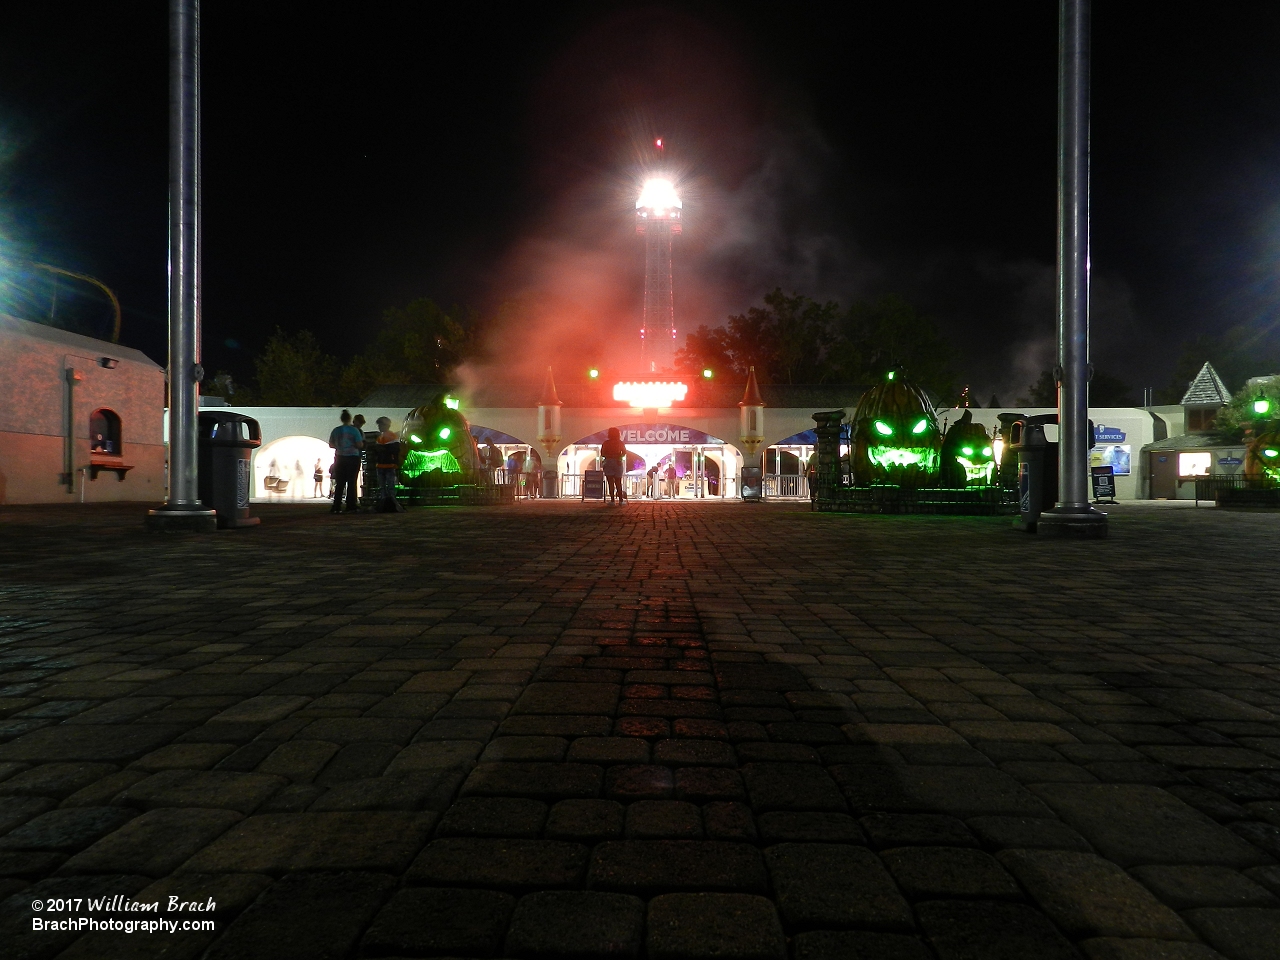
[1186,407,1218,432]
[89,408,122,456]
[1178,452,1212,477]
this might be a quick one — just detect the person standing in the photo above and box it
[373,417,403,512]
[312,459,324,497]
[600,427,627,504]
[665,462,678,498]
[328,410,363,513]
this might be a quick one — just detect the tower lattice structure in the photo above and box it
[636,180,681,374]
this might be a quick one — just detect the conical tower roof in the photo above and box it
[739,366,764,407]
[538,366,562,406]
[1180,362,1232,405]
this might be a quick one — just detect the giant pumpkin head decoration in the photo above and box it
[940,410,995,487]
[851,369,941,486]
[1245,429,1280,485]
[400,394,482,488]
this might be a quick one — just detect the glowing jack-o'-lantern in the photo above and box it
[400,395,482,487]
[1245,429,1280,485]
[851,369,941,486]
[940,409,995,487]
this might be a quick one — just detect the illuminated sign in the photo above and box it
[577,425,725,445]
[1093,424,1126,443]
[613,381,688,408]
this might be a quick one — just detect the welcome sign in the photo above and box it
[578,424,726,445]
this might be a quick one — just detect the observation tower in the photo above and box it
[636,176,681,373]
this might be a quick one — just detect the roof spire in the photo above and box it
[1180,361,1231,406]
[539,366,562,407]
[739,366,764,407]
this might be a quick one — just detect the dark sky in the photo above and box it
[3,2,1280,400]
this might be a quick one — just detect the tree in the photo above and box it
[1211,378,1280,442]
[254,328,340,405]
[1158,325,1280,403]
[838,295,956,400]
[1015,369,1057,407]
[201,371,251,403]
[1015,367,1132,408]
[338,298,470,402]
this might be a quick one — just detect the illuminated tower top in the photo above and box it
[636,177,681,374]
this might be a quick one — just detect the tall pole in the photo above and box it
[1039,0,1107,538]
[148,0,216,531]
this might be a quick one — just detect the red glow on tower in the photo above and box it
[636,176,681,374]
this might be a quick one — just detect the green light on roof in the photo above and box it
[874,420,893,436]
[445,397,460,410]
[887,371,896,380]
[1254,397,1273,415]
[911,418,928,434]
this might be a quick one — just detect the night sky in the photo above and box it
[3,2,1280,401]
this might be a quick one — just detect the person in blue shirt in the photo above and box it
[328,409,364,513]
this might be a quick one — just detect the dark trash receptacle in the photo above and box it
[198,411,261,529]
[542,469,559,499]
[741,465,763,502]
[1009,415,1058,532]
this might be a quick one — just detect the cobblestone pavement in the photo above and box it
[1,499,1280,959]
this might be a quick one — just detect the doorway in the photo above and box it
[1149,452,1176,500]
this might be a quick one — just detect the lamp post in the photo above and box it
[148,0,216,531]
[1038,0,1107,539]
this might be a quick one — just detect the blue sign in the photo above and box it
[1093,424,1126,443]
[577,424,726,445]
[1219,456,1243,466]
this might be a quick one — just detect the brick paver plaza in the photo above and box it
[2,499,1280,959]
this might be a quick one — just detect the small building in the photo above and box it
[1141,362,1248,500]
[0,314,166,504]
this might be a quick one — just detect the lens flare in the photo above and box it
[637,179,681,212]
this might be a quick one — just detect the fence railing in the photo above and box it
[1194,474,1280,506]
[763,474,809,499]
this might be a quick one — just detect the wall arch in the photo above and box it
[254,435,333,500]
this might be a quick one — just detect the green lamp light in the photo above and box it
[1253,394,1272,416]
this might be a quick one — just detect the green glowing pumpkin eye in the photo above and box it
[874,420,893,437]
[982,446,993,456]
[410,435,422,443]
[1265,449,1279,458]
[438,427,451,440]
[961,446,974,456]
[911,419,928,435]
[887,371,896,381]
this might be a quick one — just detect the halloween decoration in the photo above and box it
[851,368,941,486]
[940,410,995,487]
[1245,428,1280,485]
[400,395,483,489]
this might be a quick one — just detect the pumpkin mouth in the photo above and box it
[955,456,995,484]
[403,448,461,477]
[868,446,939,471]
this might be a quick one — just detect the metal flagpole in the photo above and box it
[148,0,216,531]
[1038,0,1107,538]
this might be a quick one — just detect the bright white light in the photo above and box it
[637,179,682,212]
[613,381,688,408]
[254,435,335,501]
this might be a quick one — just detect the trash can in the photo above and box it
[197,411,261,529]
[1008,415,1058,532]
[741,465,763,502]
[541,468,559,499]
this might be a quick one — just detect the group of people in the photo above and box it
[326,410,403,513]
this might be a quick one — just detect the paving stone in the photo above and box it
[967,815,1093,851]
[1229,820,1280,858]
[361,886,516,957]
[437,796,548,837]
[60,807,242,876]
[408,836,589,889]
[654,738,735,766]
[1130,864,1278,908]
[647,892,786,960]
[764,842,913,930]
[415,717,500,740]
[741,762,846,812]
[0,762,117,799]
[1078,938,1228,960]
[1183,907,1280,960]
[916,899,1081,960]
[257,783,324,812]
[704,801,758,839]
[506,890,645,959]
[464,761,603,799]
[116,769,286,813]
[256,740,340,781]
[834,764,1051,817]
[545,798,625,840]
[56,769,149,808]
[674,767,745,801]
[0,724,187,762]
[626,800,703,838]
[179,811,435,873]
[503,715,613,737]
[714,663,808,691]
[307,770,462,811]
[482,736,570,761]
[589,840,768,894]
[757,810,864,842]
[569,737,651,763]
[209,695,312,724]
[792,930,934,960]
[364,692,450,718]
[128,742,236,771]
[0,796,55,833]
[296,717,420,744]
[882,845,1022,899]
[314,741,402,783]
[205,870,394,960]
[860,813,977,849]
[1032,783,1271,867]
[606,764,674,800]
[998,849,1197,939]
[735,742,820,763]
[513,682,620,715]
[0,807,134,851]
[385,739,483,772]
